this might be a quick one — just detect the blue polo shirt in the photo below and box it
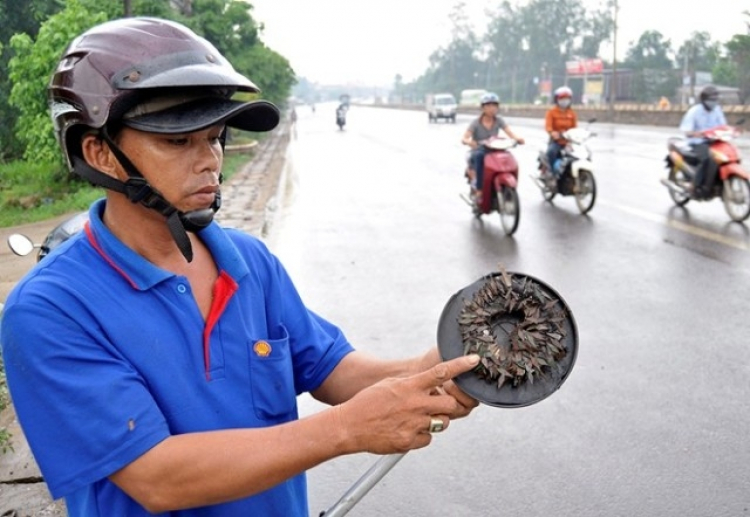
[1,199,354,516]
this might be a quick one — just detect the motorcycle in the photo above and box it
[336,105,347,131]
[533,119,597,215]
[660,120,750,222]
[7,211,88,261]
[461,137,521,236]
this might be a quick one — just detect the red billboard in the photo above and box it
[565,58,604,75]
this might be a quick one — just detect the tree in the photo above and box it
[9,0,109,166]
[622,30,677,102]
[0,0,61,160]
[179,0,295,107]
[6,0,296,169]
[416,2,483,101]
[484,0,611,103]
[675,31,721,99]
[725,34,750,103]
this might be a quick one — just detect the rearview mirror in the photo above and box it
[7,234,35,257]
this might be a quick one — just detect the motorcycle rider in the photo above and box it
[0,17,479,516]
[543,86,578,179]
[678,85,727,197]
[461,92,525,203]
[336,102,347,128]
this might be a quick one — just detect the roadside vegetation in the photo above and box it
[0,0,295,227]
[382,2,750,106]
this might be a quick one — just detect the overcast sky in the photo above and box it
[249,0,750,86]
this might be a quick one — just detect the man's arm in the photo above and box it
[110,354,479,512]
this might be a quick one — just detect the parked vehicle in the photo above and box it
[533,119,597,215]
[425,93,457,123]
[7,211,88,262]
[461,137,521,235]
[660,120,750,222]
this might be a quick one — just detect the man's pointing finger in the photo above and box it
[418,354,480,388]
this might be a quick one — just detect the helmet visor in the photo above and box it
[121,96,280,134]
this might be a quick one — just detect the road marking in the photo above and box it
[599,200,750,251]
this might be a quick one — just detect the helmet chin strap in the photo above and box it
[72,129,222,263]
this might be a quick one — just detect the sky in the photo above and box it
[248,0,750,87]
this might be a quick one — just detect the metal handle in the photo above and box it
[320,453,406,517]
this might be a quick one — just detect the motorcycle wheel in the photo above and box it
[574,170,596,214]
[722,175,750,222]
[538,168,557,202]
[498,186,520,235]
[668,169,691,207]
[542,183,557,202]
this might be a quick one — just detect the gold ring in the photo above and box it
[429,417,445,434]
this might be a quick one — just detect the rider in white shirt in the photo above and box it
[678,85,727,197]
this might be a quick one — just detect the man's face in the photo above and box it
[482,102,499,116]
[115,125,225,213]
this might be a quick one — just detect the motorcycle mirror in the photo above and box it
[736,118,746,126]
[437,271,578,408]
[7,234,36,257]
[587,117,597,124]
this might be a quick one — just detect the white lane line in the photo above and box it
[599,199,750,251]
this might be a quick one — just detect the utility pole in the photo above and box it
[681,41,689,107]
[608,0,618,118]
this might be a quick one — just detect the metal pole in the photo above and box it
[320,453,406,517]
[609,0,618,118]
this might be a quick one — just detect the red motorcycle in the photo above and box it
[661,120,750,222]
[462,137,521,235]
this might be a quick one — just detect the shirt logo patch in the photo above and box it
[253,340,272,357]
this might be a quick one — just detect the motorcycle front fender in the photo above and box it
[494,172,518,189]
[718,162,749,180]
[570,159,594,178]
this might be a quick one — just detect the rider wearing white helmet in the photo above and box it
[461,92,525,202]
[544,86,578,177]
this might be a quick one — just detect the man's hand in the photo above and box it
[335,355,480,455]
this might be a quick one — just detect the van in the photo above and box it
[425,93,457,123]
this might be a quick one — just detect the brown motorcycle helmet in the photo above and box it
[48,17,281,262]
[49,16,280,171]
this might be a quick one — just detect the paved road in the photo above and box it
[271,103,750,517]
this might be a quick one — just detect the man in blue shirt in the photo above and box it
[678,85,727,198]
[0,18,479,515]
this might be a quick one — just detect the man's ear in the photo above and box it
[80,132,120,179]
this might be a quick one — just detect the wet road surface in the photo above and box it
[270,103,750,517]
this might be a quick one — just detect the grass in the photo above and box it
[0,138,261,228]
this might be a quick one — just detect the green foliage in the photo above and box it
[233,44,296,107]
[184,0,295,107]
[0,0,60,161]
[9,0,109,165]
[726,34,750,103]
[186,0,260,56]
[410,0,613,104]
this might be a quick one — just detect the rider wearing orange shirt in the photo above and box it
[544,86,578,177]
